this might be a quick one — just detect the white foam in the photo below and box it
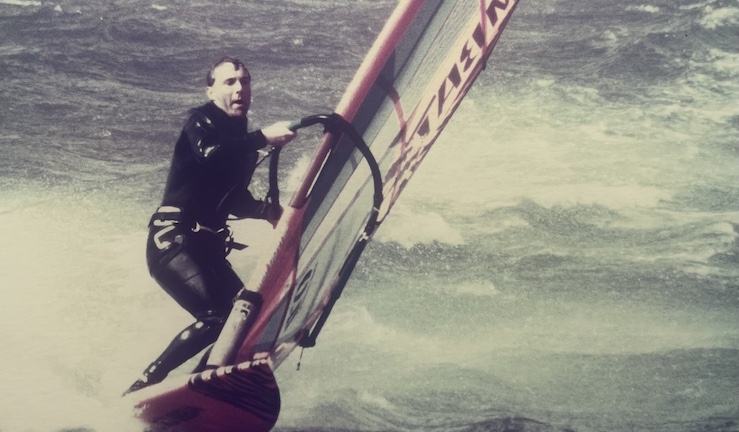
[707,48,739,76]
[454,280,500,297]
[358,390,395,410]
[0,188,186,431]
[0,0,41,6]
[700,4,739,29]
[375,202,464,248]
[626,5,660,13]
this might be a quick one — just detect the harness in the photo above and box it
[149,206,247,254]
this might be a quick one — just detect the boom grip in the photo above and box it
[287,113,340,132]
[287,119,304,132]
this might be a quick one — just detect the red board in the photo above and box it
[128,359,279,432]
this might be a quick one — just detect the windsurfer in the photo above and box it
[124,56,297,395]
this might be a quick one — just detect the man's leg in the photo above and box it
[123,313,223,395]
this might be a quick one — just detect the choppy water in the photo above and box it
[1,0,737,431]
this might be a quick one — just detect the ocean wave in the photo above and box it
[278,347,739,431]
[525,184,671,210]
[509,200,620,234]
[275,370,563,432]
[1,1,736,431]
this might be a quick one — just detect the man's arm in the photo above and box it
[229,191,282,227]
[228,121,296,226]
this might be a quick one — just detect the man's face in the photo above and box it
[207,63,251,118]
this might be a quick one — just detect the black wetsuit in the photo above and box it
[128,102,270,392]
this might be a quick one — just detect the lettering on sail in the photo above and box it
[378,0,513,220]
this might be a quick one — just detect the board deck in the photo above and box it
[127,359,279,432]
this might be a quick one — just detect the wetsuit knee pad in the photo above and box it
[177,311,226,344]
[196,311,227,328]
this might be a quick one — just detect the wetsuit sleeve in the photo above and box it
[228,189,270,220]
[183,113,269,161]
[247,130,268,151]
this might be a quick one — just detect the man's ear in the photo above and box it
[205,86,213,100]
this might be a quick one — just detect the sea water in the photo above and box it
[0,0,737,431]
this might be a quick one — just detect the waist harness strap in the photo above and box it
[148,207,247,254]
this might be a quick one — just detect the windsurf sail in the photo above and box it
[128,1,519,430]
[215,0,520,368]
